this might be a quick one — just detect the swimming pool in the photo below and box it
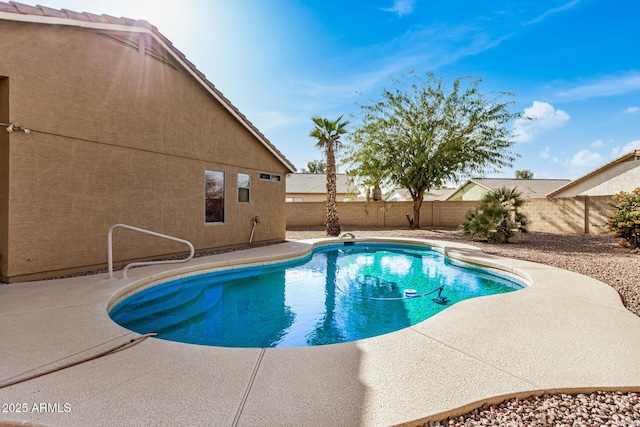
[109,242,525,348]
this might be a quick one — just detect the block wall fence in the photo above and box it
[286,196,614,234]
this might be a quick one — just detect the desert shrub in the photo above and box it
[460,187,528,243]
[607,188,640,249]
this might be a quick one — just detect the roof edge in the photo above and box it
[547,150,640,197]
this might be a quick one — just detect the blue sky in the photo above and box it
[41,0,639,180]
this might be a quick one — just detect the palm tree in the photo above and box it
[460,187,528,243]
[310,116,350,236]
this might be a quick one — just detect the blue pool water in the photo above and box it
[109,243,524,348]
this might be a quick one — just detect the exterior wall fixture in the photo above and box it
[1,122,30,133]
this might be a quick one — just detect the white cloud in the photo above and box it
[381,0,415,17]
[567,149,605,168]
[625,106,639,114]
[540,146,551,158]
[611,140,640,157]
[555,72,640,101]
[523,0,581,25]
[513,101,570,142]
[591,139,605,148]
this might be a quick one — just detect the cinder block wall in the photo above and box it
[286,201,476,228]
[520,196,612,234]
[286,196,614,234]
[586,196,613,233]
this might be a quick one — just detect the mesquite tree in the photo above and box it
[515,169,534,179]
[300,160,326,173]
[344,72,521,229]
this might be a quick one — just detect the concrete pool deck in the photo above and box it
[1,237,640,426]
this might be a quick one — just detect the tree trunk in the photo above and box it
[412,191,424,229]
[325,145,341,236]
[412,199,422,229]
[372,184,382,201]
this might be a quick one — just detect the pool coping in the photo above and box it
[1,237,639,426]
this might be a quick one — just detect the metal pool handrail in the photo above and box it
[107,224,195,278]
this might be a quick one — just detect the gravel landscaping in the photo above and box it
[286,227,640,426]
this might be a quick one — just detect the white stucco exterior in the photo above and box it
[549,151,640,197]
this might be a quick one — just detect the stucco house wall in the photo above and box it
[0,77,8,281]
[549,153,640,197]
[0,12,294,282]
[446,182,490,201]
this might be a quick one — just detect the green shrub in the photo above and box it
[460,187,528,243]
[607,188,640,249]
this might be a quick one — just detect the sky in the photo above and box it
[36,0,640,181]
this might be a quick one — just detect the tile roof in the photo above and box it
[0,1,296,173]
[385,188,456,201]
[447,178,571,200]
[0,1,154,27]
[286,174,359,195]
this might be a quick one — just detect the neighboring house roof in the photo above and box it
[0,1,296,173]
[286,173,359,195]
[446,178,571,200]
[547,150,640,197]
[385,188,456,201]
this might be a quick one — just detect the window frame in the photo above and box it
[204,169,225,224]
[259,172,281,182]
[237,173,251,203]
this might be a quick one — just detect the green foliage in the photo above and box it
[343,71,521,229]
[300,160,326,173]
[515,169,534,179]
[460,187,529,243]
[309,116,350,236]
[345,146,385,202]
[606,188,640,249]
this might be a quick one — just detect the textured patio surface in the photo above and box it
[1,237,639,426]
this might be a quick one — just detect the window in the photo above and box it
[205,170,225,223]
[259,172,281,182]
[237,173,250,203]
[286,197,304,202]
